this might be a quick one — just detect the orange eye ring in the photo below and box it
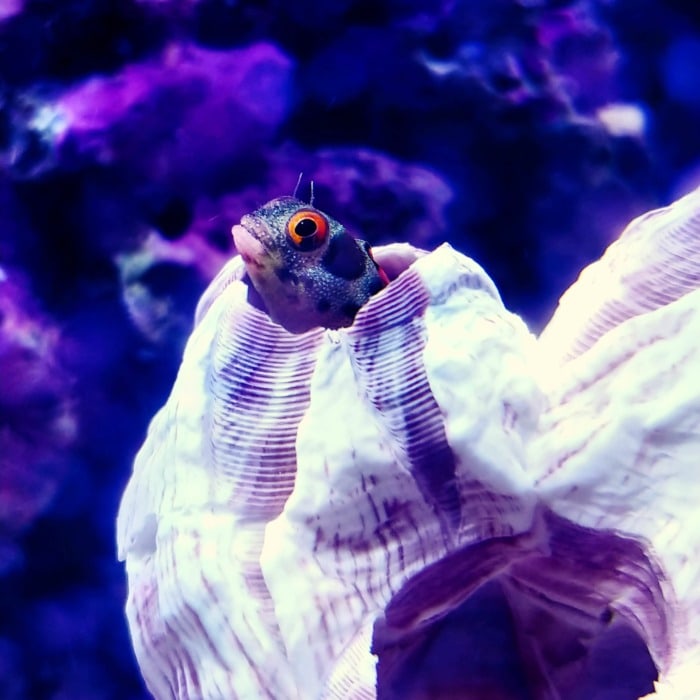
[286,210,329,251]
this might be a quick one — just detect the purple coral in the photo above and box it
[0,271,76,536]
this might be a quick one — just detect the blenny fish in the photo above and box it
[232,196,389,333]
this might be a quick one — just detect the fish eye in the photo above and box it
[287,210,329,250]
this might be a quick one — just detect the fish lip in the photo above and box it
[238,213,274,252]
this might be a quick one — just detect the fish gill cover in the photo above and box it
[1,0,700,698]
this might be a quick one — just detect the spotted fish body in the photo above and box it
[232,196,389,333]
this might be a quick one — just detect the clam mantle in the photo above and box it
[117,188,700,699]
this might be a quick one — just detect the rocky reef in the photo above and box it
[1,1,700,698]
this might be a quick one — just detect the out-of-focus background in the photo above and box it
[1,1,699,697]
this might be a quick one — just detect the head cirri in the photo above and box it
[232,196,389,333]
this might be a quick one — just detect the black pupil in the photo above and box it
[294,218,317,237]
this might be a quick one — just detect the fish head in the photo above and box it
[232,196,388,333]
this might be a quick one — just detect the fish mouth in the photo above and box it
[232,214,276,271]
[232,215,276,317]
[237,214,273,252]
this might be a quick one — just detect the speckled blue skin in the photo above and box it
[233,197,387,333]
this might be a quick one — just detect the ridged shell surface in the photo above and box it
[538,186,700,364]
[530,187,700,699]
[118,187,700,699]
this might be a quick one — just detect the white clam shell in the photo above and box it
[538,186,700,365]
[117,188,700,699]
[531,187,700,699]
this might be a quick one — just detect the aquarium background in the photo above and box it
[1,0,699,698]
